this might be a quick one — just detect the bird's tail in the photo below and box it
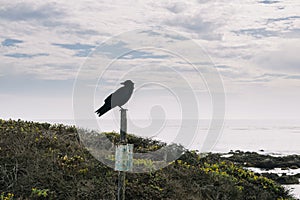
[95,104,111,117]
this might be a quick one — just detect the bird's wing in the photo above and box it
[95,103,111,117]
[104,94,112,103]
[96,84,133,117]
[111,86,129,107]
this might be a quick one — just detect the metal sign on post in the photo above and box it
[115,144,133,171]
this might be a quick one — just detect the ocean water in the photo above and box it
[213,119,300,155]
[45,119,300,154]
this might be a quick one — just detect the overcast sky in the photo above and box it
[0,0,299,122]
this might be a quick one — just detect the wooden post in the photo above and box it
[117,108,127,200]
[120,109,127,144]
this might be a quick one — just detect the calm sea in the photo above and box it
[42,119,300,154]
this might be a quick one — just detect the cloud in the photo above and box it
[122,50,170,60]
[71,29,99,36]
[139,30,188,41]
[267,16,300,23]
[284,75,300,80]
[264,15,300,38]
[4,53,49,58]
[250,73,287,83]
[52,43,96,57]
[253,40,300,74]
[250,73,300,82]
[165,2,187,13]
[284,29,300,39]
[18,64,78,80]
[255,73,286,79]
[233,27,300,40]
[52,43,95,50]
[215,65,231,69]
[165,14,222,40]
[258,0,280,4]
[0,3,64,21]
[233,28,278,38]
[217,67,251,80]
[197,0,210,3]
[1,38,23,47]
[167,16,213,33]
[237,78,271,83]
[0,2,99,38]
[89,41,132,58]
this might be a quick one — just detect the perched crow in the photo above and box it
[95,80,134,117]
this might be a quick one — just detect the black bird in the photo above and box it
[95,80,134,117]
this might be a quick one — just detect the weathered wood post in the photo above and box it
[120,108,127,144]
[117,108,127,200]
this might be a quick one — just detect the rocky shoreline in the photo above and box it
[218,150,300,185]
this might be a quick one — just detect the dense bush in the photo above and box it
[0,119,295,199]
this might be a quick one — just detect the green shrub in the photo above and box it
[0,119,295,200]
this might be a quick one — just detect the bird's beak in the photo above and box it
[120,82,125,85]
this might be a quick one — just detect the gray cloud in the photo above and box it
[165,2,187,13]
[228,72,282,83]
[0,3,64,21]
[284,29,300,38]
[216,66,251,80]
[233,28,278,38]
[165,14,222,40]
[284,75,300,80]
[213,65,297,84]
[52,42,165,59]
[255,73,286,79]
[91,41,132,58]
[0,3,99,37]
[234,27,300,39]
[254,46,300,74]
[197,0,210,3]
[265,16,300,38]
[215,65,231,69]
[52,43,96,50]
[140,30,188,41]
[237,78,271,83]
[1,38,23,47]
[52,43,96,57]
[258,0,280,4]
[72,29,99,36]
[4,53,49,58]
[250,72,300,82]
[122,51,170,60]
[250,73,285,82]
[267,16,300,23]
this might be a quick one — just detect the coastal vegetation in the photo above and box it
[0,119,296,199]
